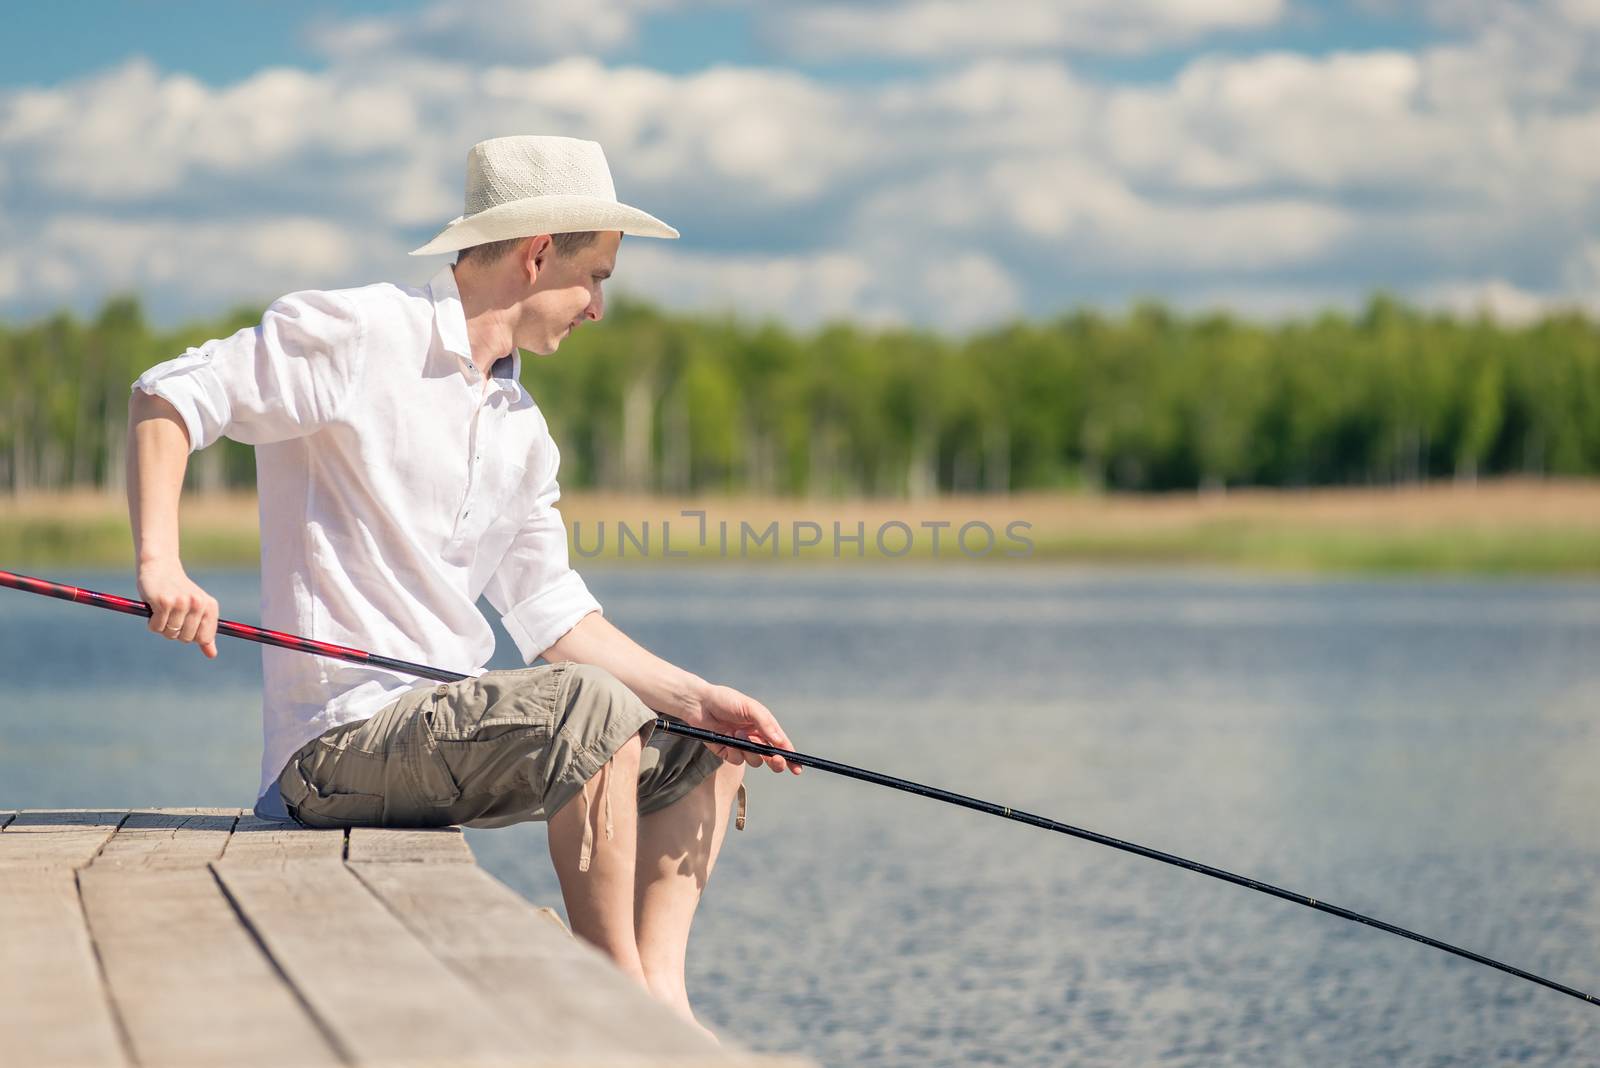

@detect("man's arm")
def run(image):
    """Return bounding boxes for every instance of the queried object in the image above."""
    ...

[542,611,801,775]
[126,390,220,657]
[124,289,365,658]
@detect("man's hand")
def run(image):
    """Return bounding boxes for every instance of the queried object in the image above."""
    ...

[137,558,220,659]
[687,683,802,775]
[539,613,802,775]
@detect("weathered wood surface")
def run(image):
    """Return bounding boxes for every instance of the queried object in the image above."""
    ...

[0,808,808,1066]
[346,824,475,864]
[214,856,538,1066]
[90,808,238,870]
[222,813,345,864]
[0,811,133,1066]
[0,809,129,869]
[0,865,128,1067]
[350,860,732,1061]
[80,808,344,1067]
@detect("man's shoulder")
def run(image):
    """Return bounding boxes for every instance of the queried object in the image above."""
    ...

[284,277,428,317]
[264,278,433,348]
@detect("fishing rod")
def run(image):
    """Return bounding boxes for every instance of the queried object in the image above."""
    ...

[2,567,1595,1008]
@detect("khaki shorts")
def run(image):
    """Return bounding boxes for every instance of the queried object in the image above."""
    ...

[276,661,724,831]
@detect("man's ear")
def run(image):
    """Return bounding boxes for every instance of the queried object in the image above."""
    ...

[524,234,553,283]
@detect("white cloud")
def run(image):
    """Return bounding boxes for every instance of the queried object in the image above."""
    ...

[480,58,868,203]
[616,241,1022,332]
[0,58,420,202]
[0,53,862,228]
[1561,241,1600,298]
[771,0,1285,59]
[618,245,880,325]
[856,157,1352,271]
[1166,281,1375,321]
[0,214,379,309]
[1173,275,1600,325]
[308,0,1290,66]
[916,251,1025,331]
[1558,0,1600,26]
[305,0,670,65]
[1104,50,1500,196]
[1415,277,1597,323]
[2,1,1599,330]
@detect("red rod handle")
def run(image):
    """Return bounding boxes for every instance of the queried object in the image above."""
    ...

[0,568,444,678]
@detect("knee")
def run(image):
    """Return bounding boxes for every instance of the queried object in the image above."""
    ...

[606,720,648,775]
[563,662,644,720]
[562,661,623,697]
[562,662,648,758]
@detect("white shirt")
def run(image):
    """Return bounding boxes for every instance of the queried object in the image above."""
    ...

[132,264,603,805]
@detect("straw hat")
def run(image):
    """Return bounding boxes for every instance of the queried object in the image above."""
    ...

[409,135,678,256]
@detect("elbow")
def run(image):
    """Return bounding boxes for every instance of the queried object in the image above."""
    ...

[537,631,575,665]
[536,609,601,664]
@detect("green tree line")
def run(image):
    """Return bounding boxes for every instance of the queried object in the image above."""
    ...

[2,293,1597,496]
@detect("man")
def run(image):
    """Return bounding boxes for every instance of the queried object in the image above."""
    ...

[125,135,798,1034]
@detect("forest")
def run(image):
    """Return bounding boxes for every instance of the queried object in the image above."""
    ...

[2,293,1596,497]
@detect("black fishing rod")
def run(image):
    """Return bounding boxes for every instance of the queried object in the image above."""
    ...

[2,567,1594,1008]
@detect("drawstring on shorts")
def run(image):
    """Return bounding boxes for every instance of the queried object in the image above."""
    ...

[576,757,614,873]
[736,781,747,830]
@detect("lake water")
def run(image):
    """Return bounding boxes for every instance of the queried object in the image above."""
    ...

[2,565,1597,1065]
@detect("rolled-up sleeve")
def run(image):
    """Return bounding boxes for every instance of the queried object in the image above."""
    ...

[131,288,365,450]
[483,435,603,663]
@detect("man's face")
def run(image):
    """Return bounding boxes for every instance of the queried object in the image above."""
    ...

[518,230,621,356]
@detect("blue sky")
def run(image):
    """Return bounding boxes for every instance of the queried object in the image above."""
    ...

[1,0,1596,329]
[0,1,1444,89]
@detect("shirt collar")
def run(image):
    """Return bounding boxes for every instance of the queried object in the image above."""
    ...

[428,263,473,363]
[428,263,521,394]
[489,350,522,388]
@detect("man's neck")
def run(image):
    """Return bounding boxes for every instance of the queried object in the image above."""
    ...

[453,263,516,380]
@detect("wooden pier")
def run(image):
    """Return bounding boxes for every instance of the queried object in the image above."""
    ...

[0,808,811,1067]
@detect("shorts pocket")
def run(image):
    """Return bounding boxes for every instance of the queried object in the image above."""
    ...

[408,694,465,808]
[295,789,387,828]
[412,675,562,805]
[292,747,388,827]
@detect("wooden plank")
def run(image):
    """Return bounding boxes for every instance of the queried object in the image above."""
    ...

[346,825,475,864]
[0,810,129,870]
[348,861,733,1062]
[2,808,814,1067]
[4,809,132,827]
[220,814,346,865]
[80,867,343,1067]
[73,806,342,1066]
[213,857,538,1066]
[0,866,129,1067]
[90,810,241,872]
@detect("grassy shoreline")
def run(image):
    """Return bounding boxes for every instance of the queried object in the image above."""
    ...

[3,479,1599,574]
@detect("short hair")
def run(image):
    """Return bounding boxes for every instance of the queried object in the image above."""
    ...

[456,231,600,267]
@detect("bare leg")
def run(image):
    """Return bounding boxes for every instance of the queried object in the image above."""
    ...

[634,758,746,1031]
[548,729,647,984]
